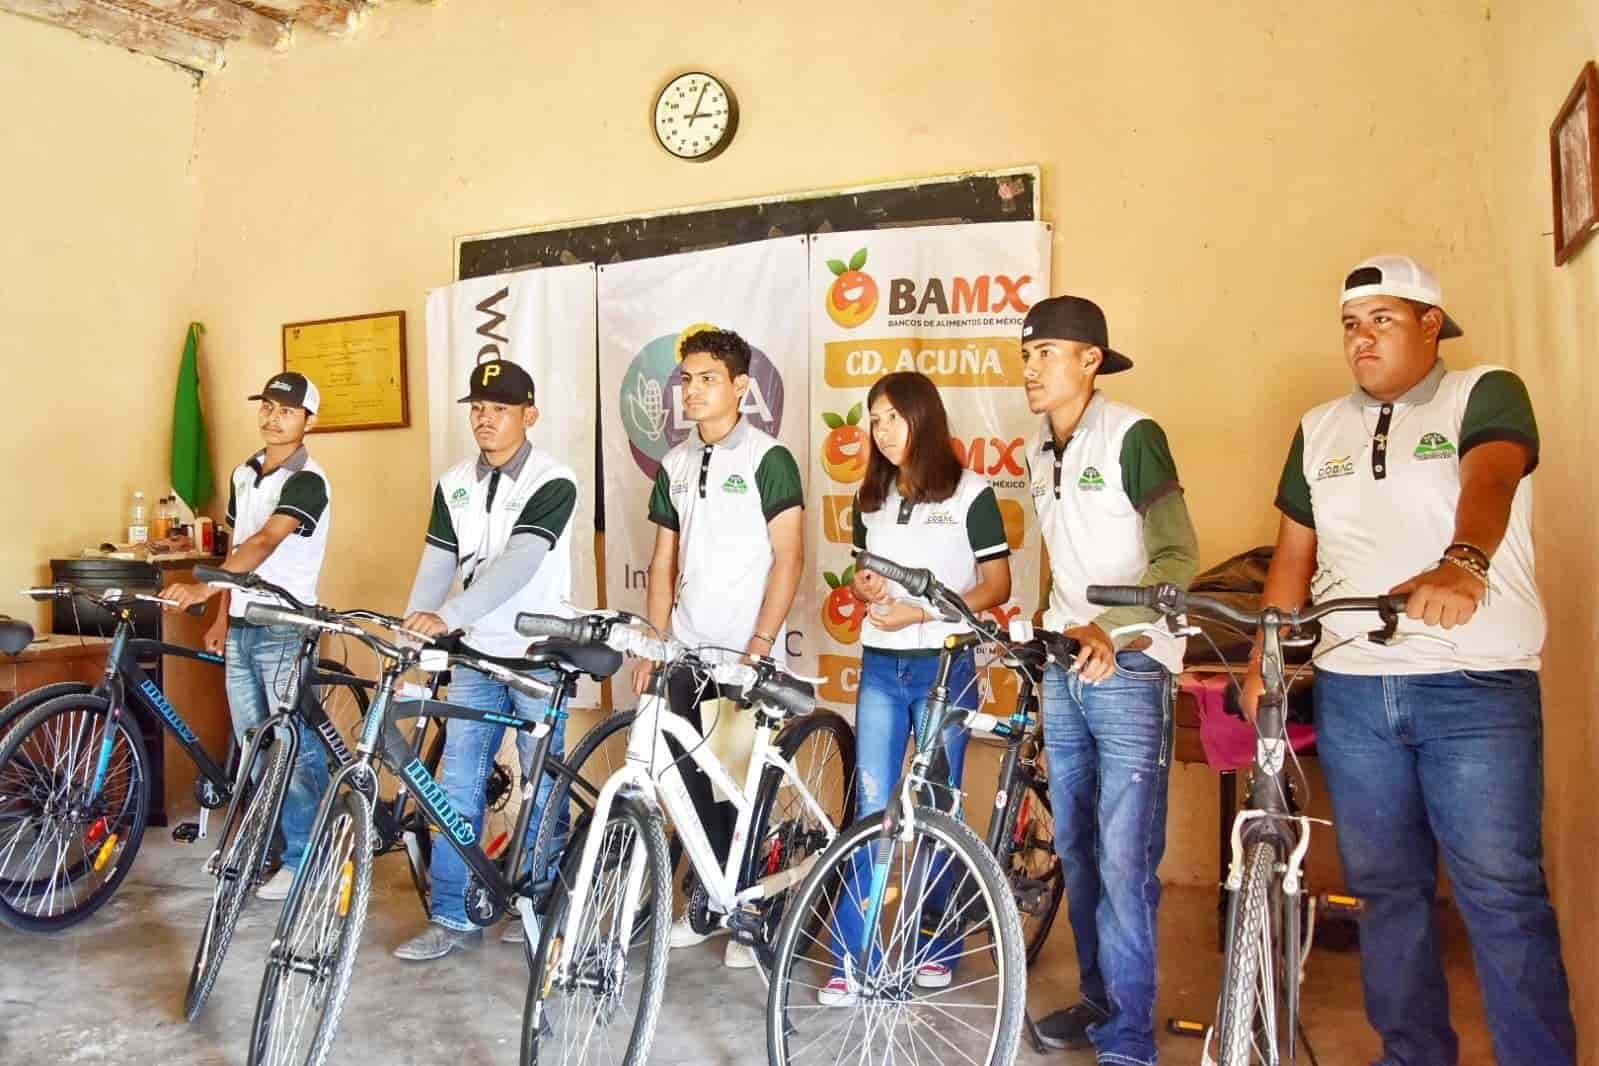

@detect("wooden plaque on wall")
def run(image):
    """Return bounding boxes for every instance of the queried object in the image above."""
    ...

[282,310,410,432]
[1552,61,1599,266]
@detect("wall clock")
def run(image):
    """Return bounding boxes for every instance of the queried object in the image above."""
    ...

[653,71,738,162]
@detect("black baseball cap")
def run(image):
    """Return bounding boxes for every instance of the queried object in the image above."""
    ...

[458,359,536,405]
[249,371,321,413]
[1020,296,1134,374]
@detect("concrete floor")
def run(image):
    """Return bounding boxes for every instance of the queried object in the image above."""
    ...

[0,831,1496,1066]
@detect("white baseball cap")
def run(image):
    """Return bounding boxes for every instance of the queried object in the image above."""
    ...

[1340,254,1463,339]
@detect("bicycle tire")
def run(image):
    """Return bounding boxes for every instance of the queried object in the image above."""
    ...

[992,775,1064,964]
[1216,839,1286,1066]
[184,722,294,1020]
[520,796,671,1066]
[0,693,151,932]
[0,682,92,742]
[248,785,374,1066]
[766,805,1027,1066]
[743,709,855,980]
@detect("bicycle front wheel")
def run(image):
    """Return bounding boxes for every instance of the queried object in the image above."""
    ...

[767,805,1026,1066]
[0,694,150,932]
[521,796,670,1066]
[185,724,294,1020]
[1215,839,1288,1066]
[248,786,374,1066]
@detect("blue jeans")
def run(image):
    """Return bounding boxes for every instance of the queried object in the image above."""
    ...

[224,623,330,871]
[429,665,562,931]
[1315,669,1576,1066]
[831,647,976,976]
[1042,652,1172,1066]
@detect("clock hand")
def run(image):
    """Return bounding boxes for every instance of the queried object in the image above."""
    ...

[686,82,708,126]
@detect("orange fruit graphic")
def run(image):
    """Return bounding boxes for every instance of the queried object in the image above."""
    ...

[822,567,864,645]
[825,248,878,328]
[821,403,868,483]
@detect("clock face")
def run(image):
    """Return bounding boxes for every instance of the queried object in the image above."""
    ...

[654,72,737,161]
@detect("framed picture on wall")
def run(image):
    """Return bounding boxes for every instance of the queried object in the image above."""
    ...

[282,310,410,432]
[1551,60,1599,266]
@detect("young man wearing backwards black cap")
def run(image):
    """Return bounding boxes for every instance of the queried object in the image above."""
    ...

[391,358,579,961]
[1244,255,1576,1065]
[163,371,334,902]
[1019,297,1200,1065]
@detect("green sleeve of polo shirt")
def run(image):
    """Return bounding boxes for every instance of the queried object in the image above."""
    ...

[647,467,680,531]
[1274,426,1315,529]
[1119,420,1182,513]
[852,493,867,550]
[1461,370,1540,475]
[1092,490,1202,633]
[965,486,1011,561]
[425,485,458,554]
[273,471,329,537]
[756,446,805,521]
[514,478,578,546]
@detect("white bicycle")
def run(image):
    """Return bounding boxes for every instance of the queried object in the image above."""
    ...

[514,608,854,1066]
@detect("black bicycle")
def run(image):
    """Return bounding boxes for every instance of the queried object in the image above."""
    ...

[1085,582,1406,1066]
[0,583,367,934]
[240,598,619,1066]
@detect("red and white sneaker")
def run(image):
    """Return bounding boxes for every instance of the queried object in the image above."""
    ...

[817,974,859,1007]
[914,962,953,989]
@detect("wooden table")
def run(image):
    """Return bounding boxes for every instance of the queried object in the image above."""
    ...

[0,634,113,705]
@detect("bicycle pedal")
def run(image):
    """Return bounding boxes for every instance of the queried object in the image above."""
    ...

[172,822,201,844]
[1167,1018,1207,1038]
[1319,891,1365,917]
[727,906,764,945]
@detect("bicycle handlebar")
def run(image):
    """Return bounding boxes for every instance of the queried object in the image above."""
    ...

[193,565,310,613]
[854,551,935,598]
[22,584,204,616]
[1085,583,1411,629]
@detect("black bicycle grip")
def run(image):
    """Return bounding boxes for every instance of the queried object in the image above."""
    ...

[753,673,816,719]
[515,612,590,643]
[854,551,933,597]
[193,564,250,588]
[242,602,312,628]
[1377,594,1411,615]
[184,603,206,616]
[1085,584,1156,608]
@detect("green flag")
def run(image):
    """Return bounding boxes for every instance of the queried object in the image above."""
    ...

[171,322,215,511]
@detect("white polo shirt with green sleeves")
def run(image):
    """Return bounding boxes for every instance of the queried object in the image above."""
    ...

[853,468,1010,653]
[224,446,331,620]
[1028,394,1188,673]
[1275,361,1543,675]
[648,418,804,659]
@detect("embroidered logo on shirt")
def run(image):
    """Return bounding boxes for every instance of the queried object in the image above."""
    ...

[722,474,749,494]
[1413,432,1457,461]
[1031,480,1048,498]
[669,479,688,497]
[449,487,470,507]
[1315,456,1355,480]
[1077,467,1106,491]
[923,510,957,526]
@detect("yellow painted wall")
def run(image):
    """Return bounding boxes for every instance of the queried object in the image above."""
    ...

[1493,1,1599,1058]
[186,0,1508,890]
[0,18,199,621]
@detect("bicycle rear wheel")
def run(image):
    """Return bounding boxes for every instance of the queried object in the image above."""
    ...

[766,806,1026,1066]
[248,786,374,1066]
[0,694,150,932]
[995,775,1064,964]
[1215,838,1289,1066]
[520,796,671,1066]
[185,723,294,1020]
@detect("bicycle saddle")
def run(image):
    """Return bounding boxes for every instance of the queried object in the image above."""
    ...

[0,616,35,655]
[526,637,624,681]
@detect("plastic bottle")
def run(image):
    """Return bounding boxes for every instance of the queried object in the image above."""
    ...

[128,492,149,545]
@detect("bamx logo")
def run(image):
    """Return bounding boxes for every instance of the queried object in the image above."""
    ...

[888,275,1034,316]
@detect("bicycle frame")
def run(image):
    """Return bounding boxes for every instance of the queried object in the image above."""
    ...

[551,669,836,980]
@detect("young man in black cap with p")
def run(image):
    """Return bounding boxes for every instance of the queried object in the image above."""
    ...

[392,358,579,960]
[1019,297,1200,1065]
[163,371,334,902]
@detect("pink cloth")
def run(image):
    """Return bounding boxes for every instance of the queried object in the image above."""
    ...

[1181,672,1315,773]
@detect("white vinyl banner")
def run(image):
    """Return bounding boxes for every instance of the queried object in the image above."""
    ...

[807,221,1052,718]
[598,237,812,705]
[424,263,600,701]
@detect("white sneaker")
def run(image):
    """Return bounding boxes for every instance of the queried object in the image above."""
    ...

[256,866,295,901]
[669,915,728,948]
[723,939,757,969]
[914,962,952,989]
[816,974,859,1007]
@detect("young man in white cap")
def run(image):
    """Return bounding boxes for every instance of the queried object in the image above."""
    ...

[631,327,805,970]
[163,371,333,901]
[1245,255,1576,1065]
[393,358,578,961]
[1019,296,1200,1065]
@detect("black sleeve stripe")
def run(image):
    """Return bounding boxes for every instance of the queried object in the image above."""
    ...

[974,543,1012,561]
[1274,493,1316,530]
[425,533,458,552]
[1132,480,1182,515]
[511,525,560,547]
[1459,429,1539,475]
[648,510,680,532]
[762,495,804,522]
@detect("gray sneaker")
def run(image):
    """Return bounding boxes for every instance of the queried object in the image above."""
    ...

[393,924,483,961]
